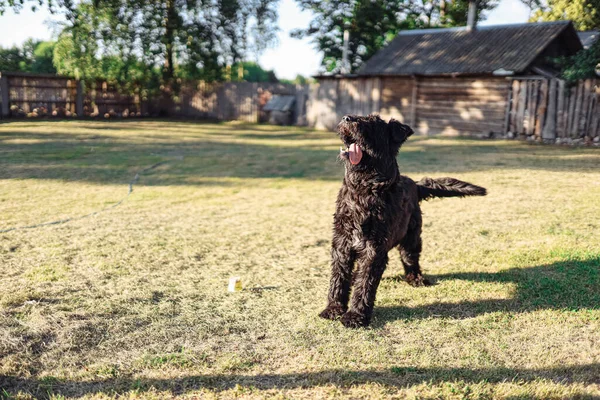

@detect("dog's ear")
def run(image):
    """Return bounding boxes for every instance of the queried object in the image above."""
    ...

[388,119,413,144]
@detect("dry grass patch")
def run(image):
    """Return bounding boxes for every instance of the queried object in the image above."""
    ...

[1,120,599,399]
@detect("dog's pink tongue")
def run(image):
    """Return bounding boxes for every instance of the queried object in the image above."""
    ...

[349,143,363,165]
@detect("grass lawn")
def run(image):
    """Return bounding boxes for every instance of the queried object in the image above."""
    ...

[1,120,599,399]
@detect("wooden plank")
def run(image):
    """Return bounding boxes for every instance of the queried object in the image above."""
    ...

[592,83,600,138]
[416,94,507,101]
[572,80,584,137]
[503,80,512,134]
[556,80,566,138]
[417,110,506,120]
[535,79,548,138]
[416,103,506,111]
[526,80,537,136]
[417,86,509,94]
[418,117,504,128]
[579,79,592,135]
[585,94,596,137]
[372,77,381,113]
[509,80,519,133]
[418,81,509,89]
[542,79,557,140]
[410,78,418,127]
[416,100,507,107]
[567,85,577,137]
[517,80,527,134]
[1,74,10,117]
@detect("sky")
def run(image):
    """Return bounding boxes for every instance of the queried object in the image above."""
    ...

[0,0,531,80]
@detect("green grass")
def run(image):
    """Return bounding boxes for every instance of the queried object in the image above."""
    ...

[1,120,599,399]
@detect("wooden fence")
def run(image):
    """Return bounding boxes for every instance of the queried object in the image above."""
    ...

[0,72,305,123]
[306,75,599,141]
[1,71,598,142]
[306,78,382,130]
[0,72,81,118]
[507,77,600,141]
[0,72,139,118]
[177,81,304,122]
[85,81,141,117]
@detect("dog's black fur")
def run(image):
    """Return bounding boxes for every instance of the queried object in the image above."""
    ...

[319,114,487,328]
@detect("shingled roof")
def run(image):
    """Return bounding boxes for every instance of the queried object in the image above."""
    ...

[578,31,599,49]
[357,21,582,77]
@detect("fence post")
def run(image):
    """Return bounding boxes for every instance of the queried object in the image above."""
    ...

[542,79,558,140]
[76,80,84,117]
[503,78,513,134]
[0,73,9,118]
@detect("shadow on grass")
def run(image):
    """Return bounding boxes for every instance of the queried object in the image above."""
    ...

[2,363,599,398]
[1,123,600,186]
[378,257,600,323]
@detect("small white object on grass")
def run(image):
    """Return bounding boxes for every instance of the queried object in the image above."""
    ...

[228,277,242,292]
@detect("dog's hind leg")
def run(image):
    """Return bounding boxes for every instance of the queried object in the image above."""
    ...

[399,213,432,287]
[319,236,356,321]
[340,242,388,328]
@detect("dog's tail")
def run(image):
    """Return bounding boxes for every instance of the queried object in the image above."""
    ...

[417,177,487,201]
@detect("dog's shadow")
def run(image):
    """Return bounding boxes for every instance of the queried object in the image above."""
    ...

[377,256,600,324]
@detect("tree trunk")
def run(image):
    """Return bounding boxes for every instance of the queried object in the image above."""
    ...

[163,0,176,84]
[160,0,177,116]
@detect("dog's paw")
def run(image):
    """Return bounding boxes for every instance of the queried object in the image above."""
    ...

[340,311,369,328]
[319,304,346,320]
[405,273,433,287]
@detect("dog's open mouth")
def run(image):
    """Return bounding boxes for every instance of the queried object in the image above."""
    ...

[340,143,363,165]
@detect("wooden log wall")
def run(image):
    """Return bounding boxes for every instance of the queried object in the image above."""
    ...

[508,77,599,141]
[307,76,510,135]
[414,77,510,135]
[379,77,414,124]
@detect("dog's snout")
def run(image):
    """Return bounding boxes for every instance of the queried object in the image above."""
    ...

[342,115,355,123]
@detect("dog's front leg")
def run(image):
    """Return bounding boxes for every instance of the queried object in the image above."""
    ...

[319,235,355,321]
[341,242,388,328]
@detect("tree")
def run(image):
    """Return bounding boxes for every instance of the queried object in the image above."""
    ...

[528,0,600,82]
[293,0,498,74]
[52,0,279,88]
[557,40,600,82]
[280,74,313,85]
[231,62,279,82]
[0,40,56,73]
[0,0,75,14]
[23,40,57,73]
[529,0,600,31]
[0,46,26,72]
[3,0,279,89]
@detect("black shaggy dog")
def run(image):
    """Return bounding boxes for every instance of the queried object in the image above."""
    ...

[319,114,487,328]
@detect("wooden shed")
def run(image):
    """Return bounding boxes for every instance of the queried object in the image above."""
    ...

[309,21,583,135]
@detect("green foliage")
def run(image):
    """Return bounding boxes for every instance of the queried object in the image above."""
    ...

[0,39,56,74]
[557,40,600,83]
[230,61,279,82]
[529,0,600,31]
[0,46,24,72]
[280,74,313,85]
[53,2,157,96]
[29,41,56,73]
[293,0,498,73]
[529,0,600,82]
[5,0,280,96]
